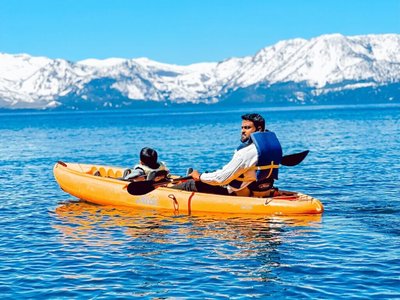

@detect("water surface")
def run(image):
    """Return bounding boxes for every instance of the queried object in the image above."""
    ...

[0,104,399,298]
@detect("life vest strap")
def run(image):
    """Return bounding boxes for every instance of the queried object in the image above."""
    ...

[248,163,280,171]
[232,162,279,182]
[248,161,279,180]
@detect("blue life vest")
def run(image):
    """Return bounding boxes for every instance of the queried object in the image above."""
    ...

[250,131,282,181]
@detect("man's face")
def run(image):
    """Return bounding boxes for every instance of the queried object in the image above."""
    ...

[240,120,257,142]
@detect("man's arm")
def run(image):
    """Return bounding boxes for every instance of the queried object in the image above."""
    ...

[199,157,244,185]
[194,145,258,186]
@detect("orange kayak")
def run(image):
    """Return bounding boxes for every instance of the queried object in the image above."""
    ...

[53,161,324,215]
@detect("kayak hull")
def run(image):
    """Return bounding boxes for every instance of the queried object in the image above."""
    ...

[53,162,324,215]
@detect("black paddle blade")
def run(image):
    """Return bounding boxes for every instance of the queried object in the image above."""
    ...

[281,150,309,166]
[127,180,156,195]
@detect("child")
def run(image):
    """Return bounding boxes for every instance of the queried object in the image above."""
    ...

[123,147,169,181]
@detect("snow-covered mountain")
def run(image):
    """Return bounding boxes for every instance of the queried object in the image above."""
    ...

[1,33,399,110]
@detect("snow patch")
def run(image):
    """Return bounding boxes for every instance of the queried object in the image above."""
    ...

[1,33,400,109]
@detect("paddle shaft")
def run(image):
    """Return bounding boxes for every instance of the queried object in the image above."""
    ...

[127,150,309,195]
[153,175,192,187]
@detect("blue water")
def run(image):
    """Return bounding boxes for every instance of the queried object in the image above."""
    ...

[0,104,399,298]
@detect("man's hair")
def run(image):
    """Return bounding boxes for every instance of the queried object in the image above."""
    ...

[140,147,158,168]
[241,113,265,131]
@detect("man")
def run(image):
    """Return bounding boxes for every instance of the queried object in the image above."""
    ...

[173,113,282,196]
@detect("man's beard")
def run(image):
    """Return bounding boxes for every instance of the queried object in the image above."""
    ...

[241,134,249,143]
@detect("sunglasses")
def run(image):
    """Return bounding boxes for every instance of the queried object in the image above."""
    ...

[241,126,253,130]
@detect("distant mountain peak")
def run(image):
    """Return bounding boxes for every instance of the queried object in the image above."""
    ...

[1,33,399,110]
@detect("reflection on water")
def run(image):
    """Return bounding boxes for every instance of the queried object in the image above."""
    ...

[55,201,321,239]
[51,200,323,292]
[54,201,322,245]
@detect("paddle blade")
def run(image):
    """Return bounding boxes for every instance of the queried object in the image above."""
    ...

[281,150,309,166]
[127,180,156,195]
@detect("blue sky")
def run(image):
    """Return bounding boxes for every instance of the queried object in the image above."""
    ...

[1,0,399,64]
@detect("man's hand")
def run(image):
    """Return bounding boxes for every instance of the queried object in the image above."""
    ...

[190,170,201,181]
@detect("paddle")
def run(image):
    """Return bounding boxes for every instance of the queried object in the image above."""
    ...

[127,175,192,196]
[126,150,309,196]
[281,150,309,166]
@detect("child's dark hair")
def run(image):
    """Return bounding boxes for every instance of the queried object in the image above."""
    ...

[140,147,158,169]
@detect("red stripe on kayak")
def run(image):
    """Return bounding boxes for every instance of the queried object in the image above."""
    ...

[188,192,195,215]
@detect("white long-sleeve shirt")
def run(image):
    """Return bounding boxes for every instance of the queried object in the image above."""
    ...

[199,143,258,192]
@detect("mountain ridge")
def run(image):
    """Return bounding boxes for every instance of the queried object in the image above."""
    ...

[1,33,399,110]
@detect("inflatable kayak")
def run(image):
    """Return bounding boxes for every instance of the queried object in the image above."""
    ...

[53,161,324,215]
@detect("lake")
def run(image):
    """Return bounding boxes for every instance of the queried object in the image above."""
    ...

[0,104,399,298]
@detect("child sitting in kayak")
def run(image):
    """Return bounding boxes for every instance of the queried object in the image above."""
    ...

[123,147,169,182]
